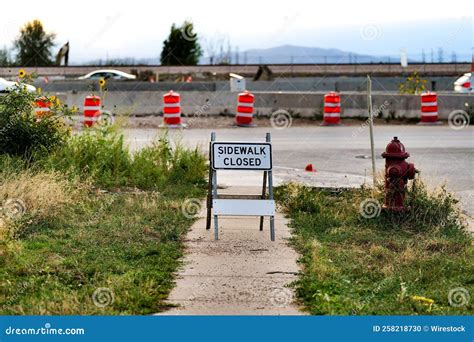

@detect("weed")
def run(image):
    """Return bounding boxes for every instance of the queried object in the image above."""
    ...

[276,181,473,315]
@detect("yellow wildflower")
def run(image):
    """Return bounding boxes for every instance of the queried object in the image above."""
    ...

[411,295,434,304]
[411,295,434,311]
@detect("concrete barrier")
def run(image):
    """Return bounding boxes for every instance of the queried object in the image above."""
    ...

[1,63,470,78]
[57,91,471,120]
[33,76,458,93]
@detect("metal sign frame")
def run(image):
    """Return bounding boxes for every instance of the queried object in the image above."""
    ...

[206,132,275,241]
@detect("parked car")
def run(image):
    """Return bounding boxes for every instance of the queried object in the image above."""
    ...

[0,77,36,93]
[453,73,472,93]
[77,69,137,80]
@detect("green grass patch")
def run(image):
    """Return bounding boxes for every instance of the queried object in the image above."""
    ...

[275,182,473,315]
[0,124,207,314]
[1,185,204,314]
[42,125,207,190]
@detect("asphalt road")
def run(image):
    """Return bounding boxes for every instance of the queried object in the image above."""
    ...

[124,125,474,216]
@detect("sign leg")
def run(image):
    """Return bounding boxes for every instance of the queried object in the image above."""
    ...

[259,171,267,231]
[266,133,275,241]
[214,215,219,240]
[268,169,275,241]
[211,160,219,240]
[206,141,213,230]
[270,215,275,242]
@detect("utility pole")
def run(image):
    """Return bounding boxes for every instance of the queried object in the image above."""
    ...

[437,47,444,63]
[367,75,376,186]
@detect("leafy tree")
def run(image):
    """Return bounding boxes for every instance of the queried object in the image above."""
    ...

[160,21,202,66]
[0,47,13,66]
[14,20,56,66]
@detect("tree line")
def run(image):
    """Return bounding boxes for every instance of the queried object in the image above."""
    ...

[0,20,202,67]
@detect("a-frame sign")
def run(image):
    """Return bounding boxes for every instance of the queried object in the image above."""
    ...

[206,132,276,241]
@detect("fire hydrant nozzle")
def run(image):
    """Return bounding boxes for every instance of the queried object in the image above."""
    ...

[381,136,416,212]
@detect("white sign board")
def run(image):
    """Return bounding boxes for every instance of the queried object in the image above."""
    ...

[212,142,272,170]
[213,199,275,216]
[230,73,246,92]
[400,48,408,68]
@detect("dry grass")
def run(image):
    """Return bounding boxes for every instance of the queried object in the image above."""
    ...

[0,170,84,243]
[0,171,80,220]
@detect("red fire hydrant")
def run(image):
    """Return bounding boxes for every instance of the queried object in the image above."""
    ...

[381,137,417,212]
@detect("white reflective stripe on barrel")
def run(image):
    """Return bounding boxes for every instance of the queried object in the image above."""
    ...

[84,106,101,111]
[236,113,254,118]
[421,102,437,106]
[164,113,181,118]
[84,116,100,121]
[164,103,180,108]
[237,102,254,108]
[324,102,341,107]
[324,113,341,117]
[421,112,438,116]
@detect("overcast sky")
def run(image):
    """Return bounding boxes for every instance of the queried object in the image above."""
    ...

[1,0,472,63]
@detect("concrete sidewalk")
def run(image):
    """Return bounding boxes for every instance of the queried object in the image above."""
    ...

[159,187,303,315]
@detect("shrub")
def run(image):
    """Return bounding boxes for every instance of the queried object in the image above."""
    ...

[0,83,70,159]
[45,125,131,188]
[398,72,428,95]
[45,126,207,190]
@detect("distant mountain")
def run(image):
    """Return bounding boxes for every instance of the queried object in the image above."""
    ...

[200,44,396,65]
[82,45,412,66]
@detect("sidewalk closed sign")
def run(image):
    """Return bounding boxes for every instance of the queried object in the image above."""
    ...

[212,142,272,170]
[207,134,276,241]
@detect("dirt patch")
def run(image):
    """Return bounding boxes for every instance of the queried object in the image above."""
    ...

[116,115,427,129]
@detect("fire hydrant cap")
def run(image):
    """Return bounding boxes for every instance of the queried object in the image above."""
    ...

[381,136,410,159]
